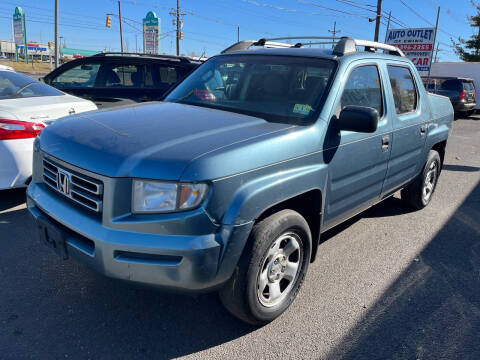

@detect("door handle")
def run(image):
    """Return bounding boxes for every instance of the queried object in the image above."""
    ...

[420,125,427,137]
[381,135,390,152]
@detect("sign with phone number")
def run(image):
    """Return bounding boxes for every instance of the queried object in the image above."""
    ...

[385,27,435,73]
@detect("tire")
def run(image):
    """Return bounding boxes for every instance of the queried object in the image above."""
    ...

[401,150,441,210]
[219,209,311,325]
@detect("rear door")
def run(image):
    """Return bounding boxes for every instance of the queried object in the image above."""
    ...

[323,61,392,229]
[381,64,429,195]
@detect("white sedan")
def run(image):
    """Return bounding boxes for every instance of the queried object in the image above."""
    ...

[0,70,97,190]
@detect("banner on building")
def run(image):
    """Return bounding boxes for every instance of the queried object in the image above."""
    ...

[143,11,160,54]
[385,28,435,73]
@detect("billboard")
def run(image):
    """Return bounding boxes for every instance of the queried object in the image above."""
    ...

[386,28,435,73]
[143,11,160,54]
[13,7,25,46]
[13,6,28,63]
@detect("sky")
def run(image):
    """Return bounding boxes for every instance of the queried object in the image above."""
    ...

[0,0,478,61]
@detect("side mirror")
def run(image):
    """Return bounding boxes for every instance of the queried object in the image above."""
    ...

[337,105,379,133]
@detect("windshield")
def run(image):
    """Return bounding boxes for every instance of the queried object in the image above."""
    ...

[0,71,63,100]
[165,55,336,124]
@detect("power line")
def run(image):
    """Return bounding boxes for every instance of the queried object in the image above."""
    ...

[298,0,372,19]
[398,0,456,38]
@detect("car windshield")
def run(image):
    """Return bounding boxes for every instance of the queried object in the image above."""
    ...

[0,71,63,99]
[165,55,337,124]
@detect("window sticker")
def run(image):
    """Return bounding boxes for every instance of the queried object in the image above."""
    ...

[293,104,313,115]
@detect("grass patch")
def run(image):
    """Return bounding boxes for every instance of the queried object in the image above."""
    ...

[3,60,52,74]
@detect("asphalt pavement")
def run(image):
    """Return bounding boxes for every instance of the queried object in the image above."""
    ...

[0,116,479,360]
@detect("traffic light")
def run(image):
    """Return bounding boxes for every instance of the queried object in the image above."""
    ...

[179,31,183,40]
[106,16,111,28]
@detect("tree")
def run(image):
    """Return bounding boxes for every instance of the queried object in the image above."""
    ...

[452,2,480,61]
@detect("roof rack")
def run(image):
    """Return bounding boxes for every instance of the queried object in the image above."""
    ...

[92,52,205,63]
[221,36,404,57]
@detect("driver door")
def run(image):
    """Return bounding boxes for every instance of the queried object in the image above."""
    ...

[323,62,393,230]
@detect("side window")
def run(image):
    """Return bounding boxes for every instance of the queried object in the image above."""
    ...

[159,66,179,85]
[387,65,417,114]
[51,63,100,88]
[100,64,146,88]
[340,65,383,116]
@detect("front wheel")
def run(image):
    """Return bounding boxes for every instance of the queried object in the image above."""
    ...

[401,150,441,210]
[219,209,311,325]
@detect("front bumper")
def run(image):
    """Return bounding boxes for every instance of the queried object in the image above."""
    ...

[27,182,253,293]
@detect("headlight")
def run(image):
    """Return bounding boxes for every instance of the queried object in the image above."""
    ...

[132,180,208,213]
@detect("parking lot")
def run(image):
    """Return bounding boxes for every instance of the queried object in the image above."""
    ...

[0,115,479,359]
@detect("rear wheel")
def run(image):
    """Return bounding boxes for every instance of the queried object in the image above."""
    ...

[401,150,441,210]
[219,209,311,325]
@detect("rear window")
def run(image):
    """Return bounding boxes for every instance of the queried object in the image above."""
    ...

[0,71,63,99]
[464,81,475,91]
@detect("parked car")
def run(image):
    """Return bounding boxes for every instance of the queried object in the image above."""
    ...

[423,76,476,117]
[27,37,453,325]
[0,70,97,190]
[430,62,480,111]
[43,53,203,108]
[0,64,15,72]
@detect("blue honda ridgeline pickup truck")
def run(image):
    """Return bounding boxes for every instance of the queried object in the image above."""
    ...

[27,37,453,325]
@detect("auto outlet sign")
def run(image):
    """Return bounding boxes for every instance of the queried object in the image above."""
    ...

[386,28,435,73]
[143,11,160,54]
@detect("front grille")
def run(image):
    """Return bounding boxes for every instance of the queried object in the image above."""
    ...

[42,159,104,212]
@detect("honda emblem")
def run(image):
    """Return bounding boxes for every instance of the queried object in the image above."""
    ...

[57,171,70,195]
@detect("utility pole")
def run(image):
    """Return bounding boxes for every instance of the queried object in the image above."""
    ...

[118,0,124,53]
[374,0,382,42]
[237,26,240,42]
[170,0,185,56]
[426,7,440,89]
[135,34,138,53]
[328,21,340,48]
[384,11,391,43]
[54,0,59,68]
[176,0,180,55]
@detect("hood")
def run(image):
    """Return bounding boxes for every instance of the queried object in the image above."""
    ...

[39,102,292,179]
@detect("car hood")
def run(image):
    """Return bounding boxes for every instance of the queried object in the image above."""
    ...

[39,102,293,179]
